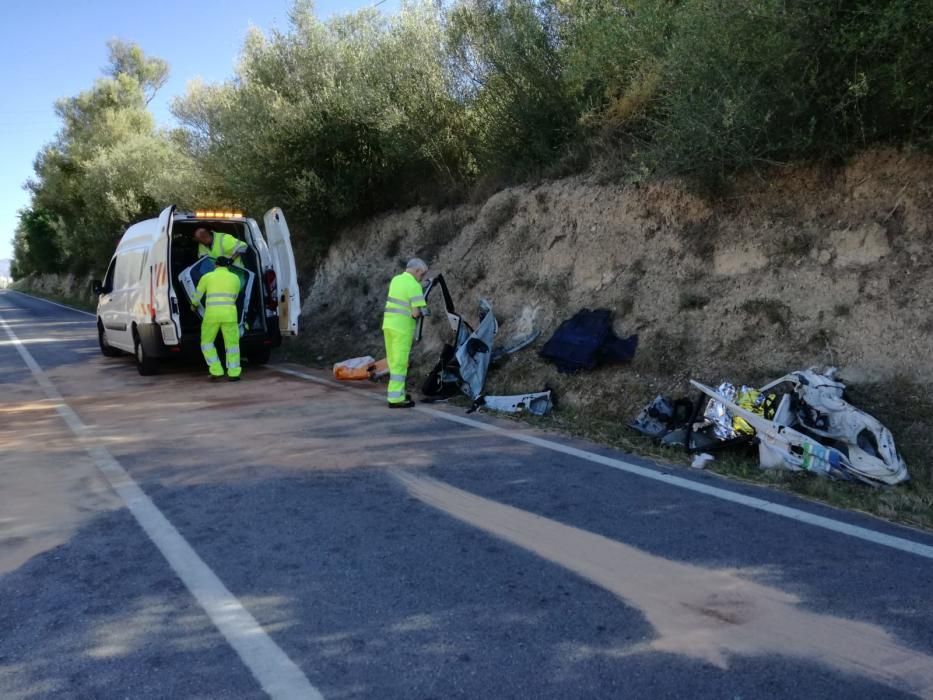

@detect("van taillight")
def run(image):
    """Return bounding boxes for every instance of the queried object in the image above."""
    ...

[264,269,278,310]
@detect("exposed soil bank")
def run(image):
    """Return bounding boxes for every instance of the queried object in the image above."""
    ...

[299,149,933,526]
[17,149,932,526]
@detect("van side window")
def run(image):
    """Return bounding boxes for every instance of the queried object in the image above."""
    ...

[103,259,116,293]
[114,251,142,290]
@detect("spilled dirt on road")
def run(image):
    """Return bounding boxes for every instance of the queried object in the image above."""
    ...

[0,379,120,575]
[394,470,933,698]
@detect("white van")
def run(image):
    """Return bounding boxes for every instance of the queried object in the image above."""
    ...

[93,205,300,375]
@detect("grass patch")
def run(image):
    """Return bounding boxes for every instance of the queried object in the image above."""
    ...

[507,381,933,531]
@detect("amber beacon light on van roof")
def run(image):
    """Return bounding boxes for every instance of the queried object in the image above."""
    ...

[193,210,245,218]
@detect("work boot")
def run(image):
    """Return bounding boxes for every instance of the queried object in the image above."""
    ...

[228,375,241,382]
[388,399,415,409]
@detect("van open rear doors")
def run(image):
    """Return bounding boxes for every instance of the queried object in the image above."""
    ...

[153,206,179,342]
[263,208,300,335]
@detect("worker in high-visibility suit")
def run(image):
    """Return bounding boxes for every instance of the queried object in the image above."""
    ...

[382,258,429,408]
[193,227,247,269]
[191,256,243,381]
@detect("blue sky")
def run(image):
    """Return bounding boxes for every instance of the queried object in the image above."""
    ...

[0,0,399,260]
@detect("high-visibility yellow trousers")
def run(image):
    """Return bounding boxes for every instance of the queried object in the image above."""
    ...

[383,327,413,403]
[201,321,241,378]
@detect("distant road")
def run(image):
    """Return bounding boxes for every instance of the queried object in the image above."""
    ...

[2,288,932,699]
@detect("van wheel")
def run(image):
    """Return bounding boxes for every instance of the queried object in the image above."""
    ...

[247,347,272,366]
[98,322,121,357]
[134,330,159,376]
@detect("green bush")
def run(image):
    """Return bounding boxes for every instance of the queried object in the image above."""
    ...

[16,0,933,276]
[625,0,933,181]
[446,0,578,178]
[172,1,472,247]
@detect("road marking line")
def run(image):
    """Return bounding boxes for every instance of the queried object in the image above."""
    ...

[9,292,931,562]
[274,367,933,561]
[4,289,97,317]
[0,312,322,700]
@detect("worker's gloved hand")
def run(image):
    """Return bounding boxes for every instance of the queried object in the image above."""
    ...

[421,307,431,317]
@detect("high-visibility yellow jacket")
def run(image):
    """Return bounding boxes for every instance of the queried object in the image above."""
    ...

[198,231,247,268]
[192,267,241,323]
[382,271,427,333]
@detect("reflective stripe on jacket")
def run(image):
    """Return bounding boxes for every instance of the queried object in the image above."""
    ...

[382,271,427,333]
[192,267,242,323]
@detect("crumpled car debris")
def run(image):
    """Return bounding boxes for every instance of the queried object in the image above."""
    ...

[632,367,908,487]
[692,379,854,482]
[418,274,499,401]
[758,368,908,485]
[630,395,694,439]
[690,367,908,486]
[420,275,542,409]
[476,390,553,417]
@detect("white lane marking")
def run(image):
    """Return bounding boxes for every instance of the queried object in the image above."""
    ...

[0,313,323,700]
[3,289,97,317]
[274,367,933,561]
[12,293,932,563]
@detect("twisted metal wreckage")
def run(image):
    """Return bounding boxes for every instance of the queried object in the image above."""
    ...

[418,275,552,416]
[633,368,908,487]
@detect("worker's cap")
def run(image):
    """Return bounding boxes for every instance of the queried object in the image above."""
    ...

[215,256,232,267]
[406,257,428,273]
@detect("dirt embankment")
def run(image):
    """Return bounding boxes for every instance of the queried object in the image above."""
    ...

[302,149,931,403]
[300,149,933,518]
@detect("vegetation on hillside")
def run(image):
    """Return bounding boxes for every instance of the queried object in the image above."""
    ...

[12,0,933,278]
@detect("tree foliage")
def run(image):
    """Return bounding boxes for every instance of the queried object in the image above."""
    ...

[17,41,192,277]
[13,0,933,277]
[172,0,472,238]
[11,209,63,278]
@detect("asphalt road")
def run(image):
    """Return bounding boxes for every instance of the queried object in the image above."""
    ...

[1,288,932,699]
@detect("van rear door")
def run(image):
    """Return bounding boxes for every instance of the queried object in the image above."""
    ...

[154,206,179,342]
[263,208,300,335]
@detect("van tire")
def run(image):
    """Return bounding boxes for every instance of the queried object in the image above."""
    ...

[247,347,272,366]
[98,321,122,357]
[134,328,159,376]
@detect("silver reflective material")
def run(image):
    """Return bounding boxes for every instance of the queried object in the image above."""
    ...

[691,367,909,486]
[703,382,737,440]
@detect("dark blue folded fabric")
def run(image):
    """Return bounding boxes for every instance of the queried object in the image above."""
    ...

[539,308,638,373]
